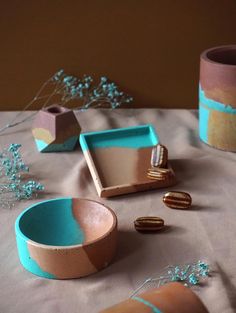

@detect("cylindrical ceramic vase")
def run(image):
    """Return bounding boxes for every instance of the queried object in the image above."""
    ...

[100,283,209,313]
[199,45,236,151]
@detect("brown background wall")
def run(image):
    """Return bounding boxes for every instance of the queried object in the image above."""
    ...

[0,0,236,110]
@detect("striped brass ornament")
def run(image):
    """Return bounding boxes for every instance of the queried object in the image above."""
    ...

[147,173,166,181]
[151,144,168,168]
[147,167,172,180]
[163,191,192,209]
[148,168,171,175]
[134,216,165,232]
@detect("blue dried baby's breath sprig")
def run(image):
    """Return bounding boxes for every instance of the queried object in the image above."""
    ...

[0,144,44,207]
[0,69,133,134]
[51,69,133,109]
[130,260,210,298]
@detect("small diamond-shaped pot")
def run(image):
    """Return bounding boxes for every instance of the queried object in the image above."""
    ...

[32,105,81,152]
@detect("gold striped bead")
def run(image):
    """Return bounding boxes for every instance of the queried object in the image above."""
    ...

[134,216,165,232]
[163,191,192,209]
[147,167,172,180]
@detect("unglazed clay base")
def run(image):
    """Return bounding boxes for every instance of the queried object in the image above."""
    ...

[15,198,117,279]
[80,125,176,197]
[100,283,209,313]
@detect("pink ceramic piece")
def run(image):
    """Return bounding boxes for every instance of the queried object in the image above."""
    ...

[100,282,209,313]
[32,104,81,152]
[199,45,236,151]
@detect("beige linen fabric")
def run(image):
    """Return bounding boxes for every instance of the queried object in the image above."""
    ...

[0,109,236,313]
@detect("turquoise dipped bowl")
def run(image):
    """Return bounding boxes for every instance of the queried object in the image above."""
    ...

[15,198,117,279]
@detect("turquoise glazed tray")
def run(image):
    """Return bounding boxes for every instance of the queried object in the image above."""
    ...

[80,125,176,197]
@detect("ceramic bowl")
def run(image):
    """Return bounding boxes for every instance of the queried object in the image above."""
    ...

[15,198,117,279]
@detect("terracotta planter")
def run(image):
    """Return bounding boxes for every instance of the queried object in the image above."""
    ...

[100,282,209,313]
[199,45,236,151]
[32,104,81,152]
[15,198,117,279]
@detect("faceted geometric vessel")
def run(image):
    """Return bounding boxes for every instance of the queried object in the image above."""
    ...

[100,282,209,313]
[199,45,236,151]
[32,104,81,152]
[15,198,117,279]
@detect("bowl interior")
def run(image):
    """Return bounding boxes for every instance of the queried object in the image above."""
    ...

[18,198,115,246]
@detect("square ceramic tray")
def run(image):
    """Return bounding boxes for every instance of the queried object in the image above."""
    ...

[80,125,176,197]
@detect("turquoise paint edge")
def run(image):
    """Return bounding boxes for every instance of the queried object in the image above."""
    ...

[34,135,79,153]
[35,139,47,151]
[15,197,83,279]
[16,233,56,279]
[199,85,236,114]
[79,124,159,151]
[132,296,162,313]
[149,124,159,145]
[199,103,210,143]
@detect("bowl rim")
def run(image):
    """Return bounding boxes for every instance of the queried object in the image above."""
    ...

[15,197,117,250]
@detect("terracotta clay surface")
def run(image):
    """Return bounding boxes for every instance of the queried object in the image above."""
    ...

[80,125,176,197]
[199,45,236,151]
[32,104,81,152]
[84,147,176,197]
[15,198,117,279]
[100,282,209,313]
